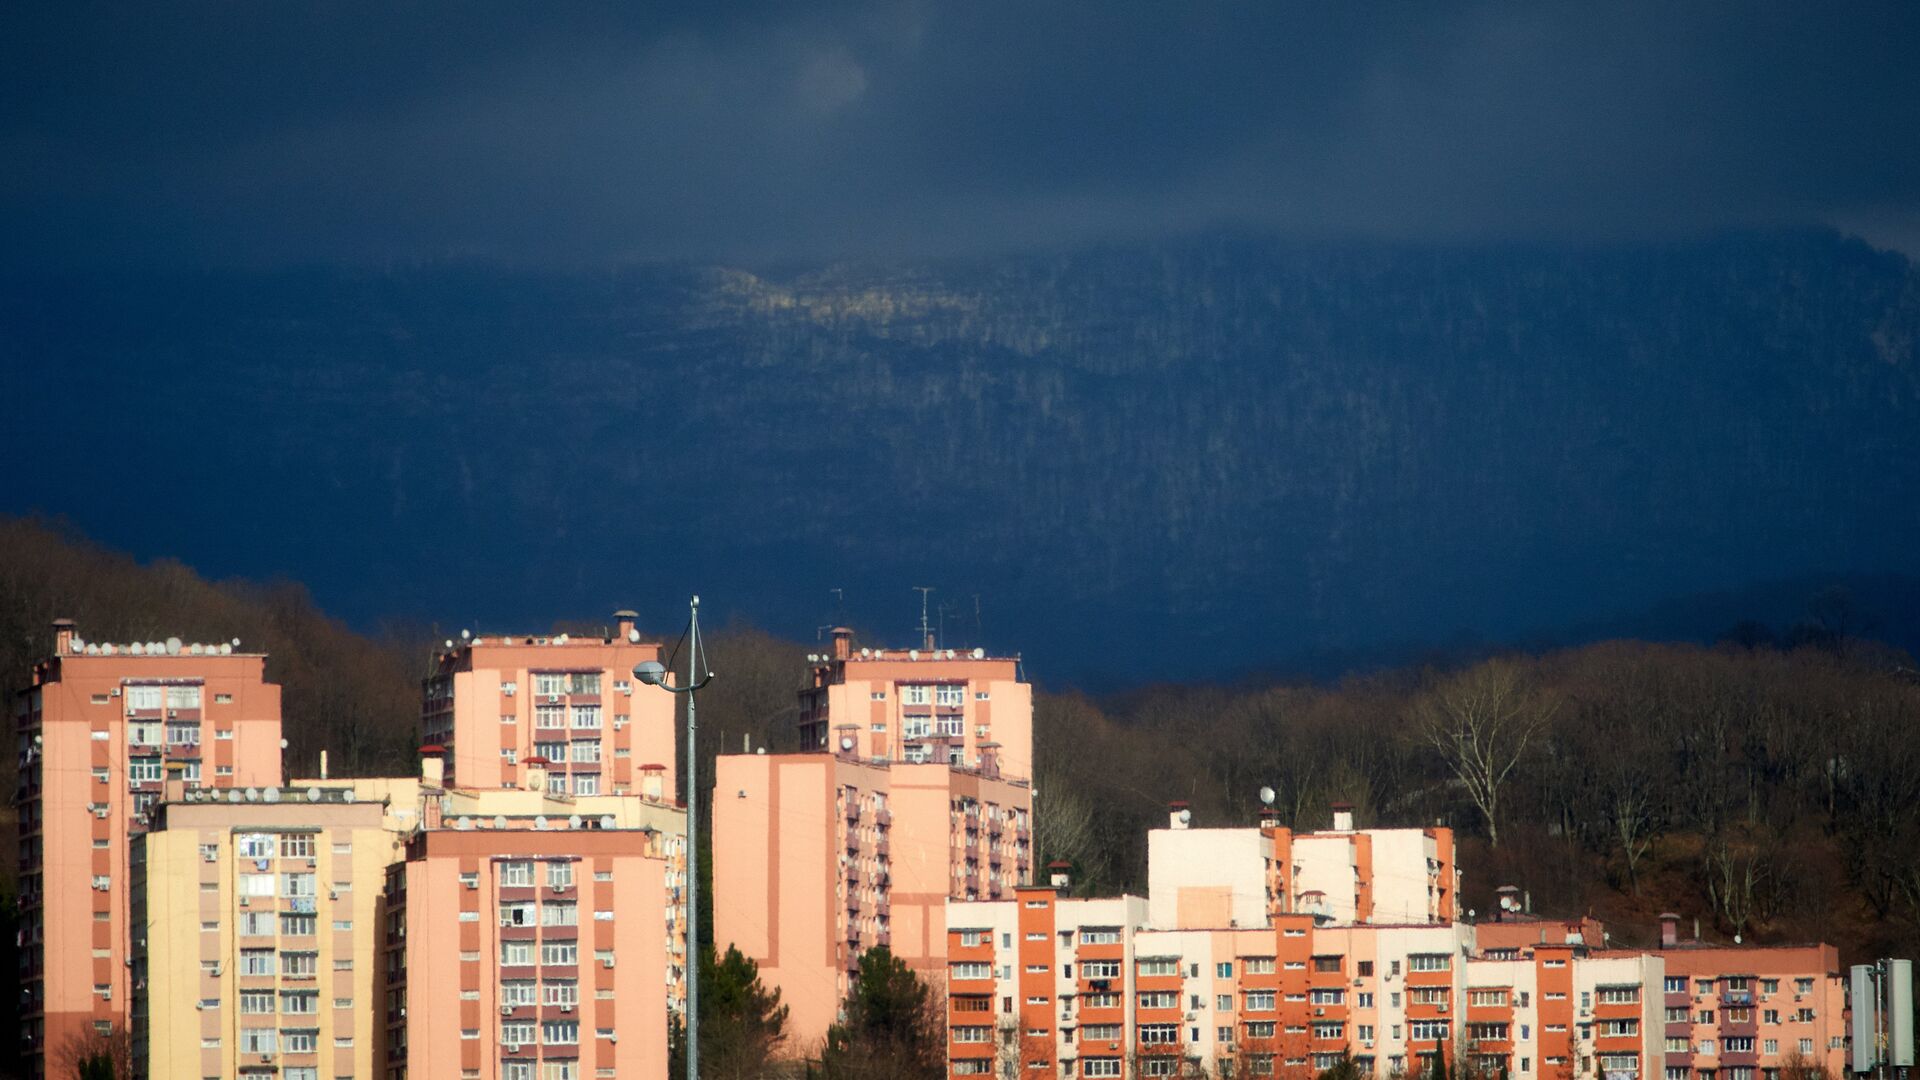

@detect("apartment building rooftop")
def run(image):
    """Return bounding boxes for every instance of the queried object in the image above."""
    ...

[40,618,262,659]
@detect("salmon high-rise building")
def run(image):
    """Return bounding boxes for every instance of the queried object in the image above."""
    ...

[714,630,1036,1048]
[420,612,675,798]
[13,619,283,1077]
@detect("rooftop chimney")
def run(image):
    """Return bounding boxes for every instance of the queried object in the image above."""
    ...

[614,609,638,642]
[1169,801,1191,830]
[525,757,550,794]
[639,764,666,802]
[1660,912,1680,949]
[1496,885,1521,921]
[52,618,76,656]
[163,760,187,804]
[831,627,854,661]
[1330,802,1355,832]
[978,743,1001,779]
[420,745,446,788]
[1049,860,1072,890]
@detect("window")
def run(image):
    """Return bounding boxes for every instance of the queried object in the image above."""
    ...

[502,1019,536,1045]
[901,685,931,706]
[1244,957,1277,975]
[240,1028,277,1053]
[1244,991,1276,1011]
[1215,961,1234,978]
[127,686,163,710]
[282,992,320,1014]
[1765,1041,1779,1056]
[241,949,275,976]
[1138,958,1179,977]
[128,722,163,746]
[542,942,578,966]
[1471,990,1510,1007]
[501,941,533,967]
[238,833,276,859]
[573,773,599,796]
[1313,955,1344,973]
[281,952,318,977]
[1311,989,1346,1006]
[280,913,317,936]
[1795,979,1814,995]
[1142,1059,1179,1077]
[936,684,966,707]
[280,873,316,898]
[1359,993,1374,1008]
[1598,986,1641,1005]
[502,980,537,1006]
[1667,977,1688,994]
[501,862,534,887]
[1083,960,1122,979]
[1800,1040,1814,1056]
[1410,954,1451,972]
[1410,1020,1452,1042]
[127,758,162,782]
[1600,1020,1641,1037]
[536,706,565,729]
[166,721,200,745]
[1411,988,1450,1005]
[280,834,315,858]
[1245,1021,1278,1038]
[953,1026,992,1043]
[1083,993,1121,1009]
[1358,1025,1375,1043]
[571,706,600,729]
[1083,1060,1121,1078]
[1139,1023,1179,1045]
[541,902,577,927]
[1139,991,1179,1009]
[1725,1038,1755,1053]
[543,1021,580,1045]
[241,992,276,1014]
[544,980,579,1007]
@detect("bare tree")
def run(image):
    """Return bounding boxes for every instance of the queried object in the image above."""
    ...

[54,1024,133,1080]
[1416,660,1556,849]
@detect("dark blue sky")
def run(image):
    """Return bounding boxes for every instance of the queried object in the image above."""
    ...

[4,2,1918,267]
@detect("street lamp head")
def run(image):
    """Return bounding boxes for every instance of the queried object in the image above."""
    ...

[632,660,669,686]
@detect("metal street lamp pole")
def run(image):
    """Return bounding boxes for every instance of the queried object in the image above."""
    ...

[634,596,713,1080]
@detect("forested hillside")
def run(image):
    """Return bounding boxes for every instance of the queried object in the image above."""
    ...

[4,517,1916,968]
[6,230,1918,683]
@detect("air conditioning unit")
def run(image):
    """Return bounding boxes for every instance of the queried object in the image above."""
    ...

[602,957,615,969]
[1438,1003,1448,1014]
[94,808,110,820]
[111,687,121,698]
[546,695,562,704]
[505,1044,521,1054]
[168,710,177,718]
[1315,1008,1326,1017]
[240,897,250,907]
[562,1004,574,1013]
[212,963,223,977]
[500,1005,515,1015]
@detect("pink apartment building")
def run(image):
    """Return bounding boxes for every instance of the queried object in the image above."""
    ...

[380,814,672,1080]
[13,619,283,1078]
[421,612,675,798]
[715,630,1036,1049]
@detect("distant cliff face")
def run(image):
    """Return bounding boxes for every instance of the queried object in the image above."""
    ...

[5,231,1917,682]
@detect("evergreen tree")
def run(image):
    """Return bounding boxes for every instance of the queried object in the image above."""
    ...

[817,946,943,1080]
[668,944,789,1080]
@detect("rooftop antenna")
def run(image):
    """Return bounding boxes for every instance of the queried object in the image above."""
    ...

[913,586,935,650]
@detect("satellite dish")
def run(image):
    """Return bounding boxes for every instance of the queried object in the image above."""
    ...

[494,815,508,829]
[307,787,322,802]
[627,629,641,644]
[460,629,471,640]
[444,640,454,649]
[909,649,919,660]
[456,817,471,830]
[227,790,243,803]
[220,644,231,655]
[85,644,99,655]
[342,790,356,803]
[245,788,260,802]
[263,788,281,803]
[189,643,204,655]
[280,739,289,750]
[231,638,241,647]
[556,634,568,645]
[1259,786,1276,806]
[165,637,182,655]
[860,648,871,658]
[1177,809,1192,825]
[130,643,144,656]
[534,816,549,830]
[840,736,856,751]
[568,815,582,830]
[600,815,616,830]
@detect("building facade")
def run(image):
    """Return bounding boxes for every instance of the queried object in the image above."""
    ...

[796,628,1034,781]
[420,613,675,798]
[131,786,402,1080]
[714,751,1034,1047]
[13,619,283,1077]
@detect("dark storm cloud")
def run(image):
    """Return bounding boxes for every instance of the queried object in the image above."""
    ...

[4,1,1917,265]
